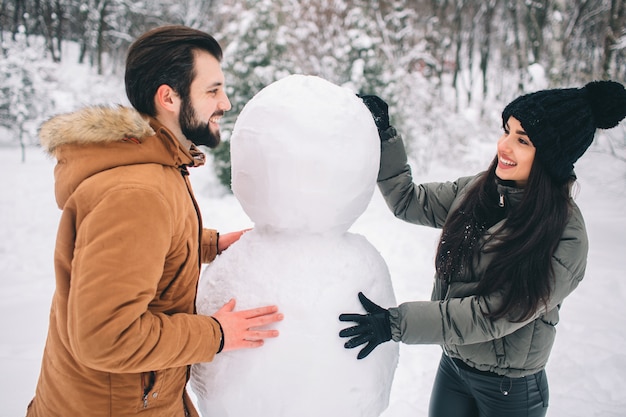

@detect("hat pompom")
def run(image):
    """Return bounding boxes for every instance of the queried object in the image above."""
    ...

[584,80,626,129]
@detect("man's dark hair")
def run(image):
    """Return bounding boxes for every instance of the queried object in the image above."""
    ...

[125,25,223,116]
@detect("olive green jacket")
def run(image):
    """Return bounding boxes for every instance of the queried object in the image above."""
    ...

[379,129,588,377]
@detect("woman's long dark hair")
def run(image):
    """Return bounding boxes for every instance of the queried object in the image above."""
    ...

[435,156,574,322]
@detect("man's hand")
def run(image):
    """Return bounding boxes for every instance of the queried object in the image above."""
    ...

[339,292,392,359]
[218,228,252,253]
[212,298,283,352]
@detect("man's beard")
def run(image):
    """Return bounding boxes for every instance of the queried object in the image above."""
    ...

[179,97,221,148]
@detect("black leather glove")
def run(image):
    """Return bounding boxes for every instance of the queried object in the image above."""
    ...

[339,292,392,359]
[359,94,390,130]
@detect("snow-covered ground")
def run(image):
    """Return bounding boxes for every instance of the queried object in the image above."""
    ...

[1,140,625,416]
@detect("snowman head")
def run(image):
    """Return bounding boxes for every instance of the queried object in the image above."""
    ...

[230,74,380,235]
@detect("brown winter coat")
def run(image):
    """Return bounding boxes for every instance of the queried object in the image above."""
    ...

[26,106,222,417]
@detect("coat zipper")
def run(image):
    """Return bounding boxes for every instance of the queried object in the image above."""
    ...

[141,371,156,408]
[180,165,205,398]
[179,165,203,295]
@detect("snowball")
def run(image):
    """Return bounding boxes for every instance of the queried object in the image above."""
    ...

[230,74,380,235]
[191,232,398,417]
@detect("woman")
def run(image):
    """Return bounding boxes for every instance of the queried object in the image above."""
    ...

[339,81,626,417]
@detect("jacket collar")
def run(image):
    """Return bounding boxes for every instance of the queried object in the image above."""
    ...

[41,105,205,208]
[146,117,206,169]
[495,179,525,209]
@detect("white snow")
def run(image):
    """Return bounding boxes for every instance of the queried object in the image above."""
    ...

[1,56,625,417]
[2,134,626,416]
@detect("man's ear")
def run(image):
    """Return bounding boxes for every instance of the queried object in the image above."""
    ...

[155,84,180,115]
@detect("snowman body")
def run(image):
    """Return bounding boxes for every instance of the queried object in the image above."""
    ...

[191,75,398,417]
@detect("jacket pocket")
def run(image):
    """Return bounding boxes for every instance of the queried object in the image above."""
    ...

[136,370,164,412]
[533,370,550,407]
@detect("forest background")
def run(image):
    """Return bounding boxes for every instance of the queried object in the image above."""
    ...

[1,0,625,187]
[1,2,626,416]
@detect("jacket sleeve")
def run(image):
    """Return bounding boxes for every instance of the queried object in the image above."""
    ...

[377,128,473,228]
[389,203,589,346]
[544,202,588,311]
[201,228,219,263]
[67,186,222,373]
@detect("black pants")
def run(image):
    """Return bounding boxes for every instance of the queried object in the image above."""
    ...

[429,354,549,417]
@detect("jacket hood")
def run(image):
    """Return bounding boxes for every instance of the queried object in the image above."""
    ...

[40,105,156,154]
[39,105,204,208]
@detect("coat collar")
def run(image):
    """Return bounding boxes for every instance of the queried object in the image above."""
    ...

[495,179,525,209]
[41,105,205,208]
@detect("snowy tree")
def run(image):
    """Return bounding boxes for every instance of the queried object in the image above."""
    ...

[602,0,626,80]
[208,0,400,188]
[206,0,294,187]
[1,0,624,182]
[166,0,220,30]
[0,31,53,161]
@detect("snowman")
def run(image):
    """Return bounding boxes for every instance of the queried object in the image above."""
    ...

[190,74,399,417]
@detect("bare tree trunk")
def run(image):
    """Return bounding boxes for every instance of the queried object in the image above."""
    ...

[54,0,64,60]
[37,0,62,62]
[11,0,25,40]
[96,0,110,75]
[451,0,465,112]
[466,6,476,106]
[525,0,550,63]
[562,0,591,53]
[76,1,90,64]
[19,126,26,163]
[602,0,626,79]
[0,0,8,42]
[507,0,526,92]
[428,0,451,91]
[480,0,496,103]
[78,41,87,64]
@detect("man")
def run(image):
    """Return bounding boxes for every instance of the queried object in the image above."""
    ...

[26,25,283,417]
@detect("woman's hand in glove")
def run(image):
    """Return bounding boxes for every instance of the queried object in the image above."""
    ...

[339,292,392,359]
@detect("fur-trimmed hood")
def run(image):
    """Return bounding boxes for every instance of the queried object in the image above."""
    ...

[40,105,204,208]
[40,105,156,155]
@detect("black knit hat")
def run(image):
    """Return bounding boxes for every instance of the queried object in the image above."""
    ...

[502,80,626,183]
